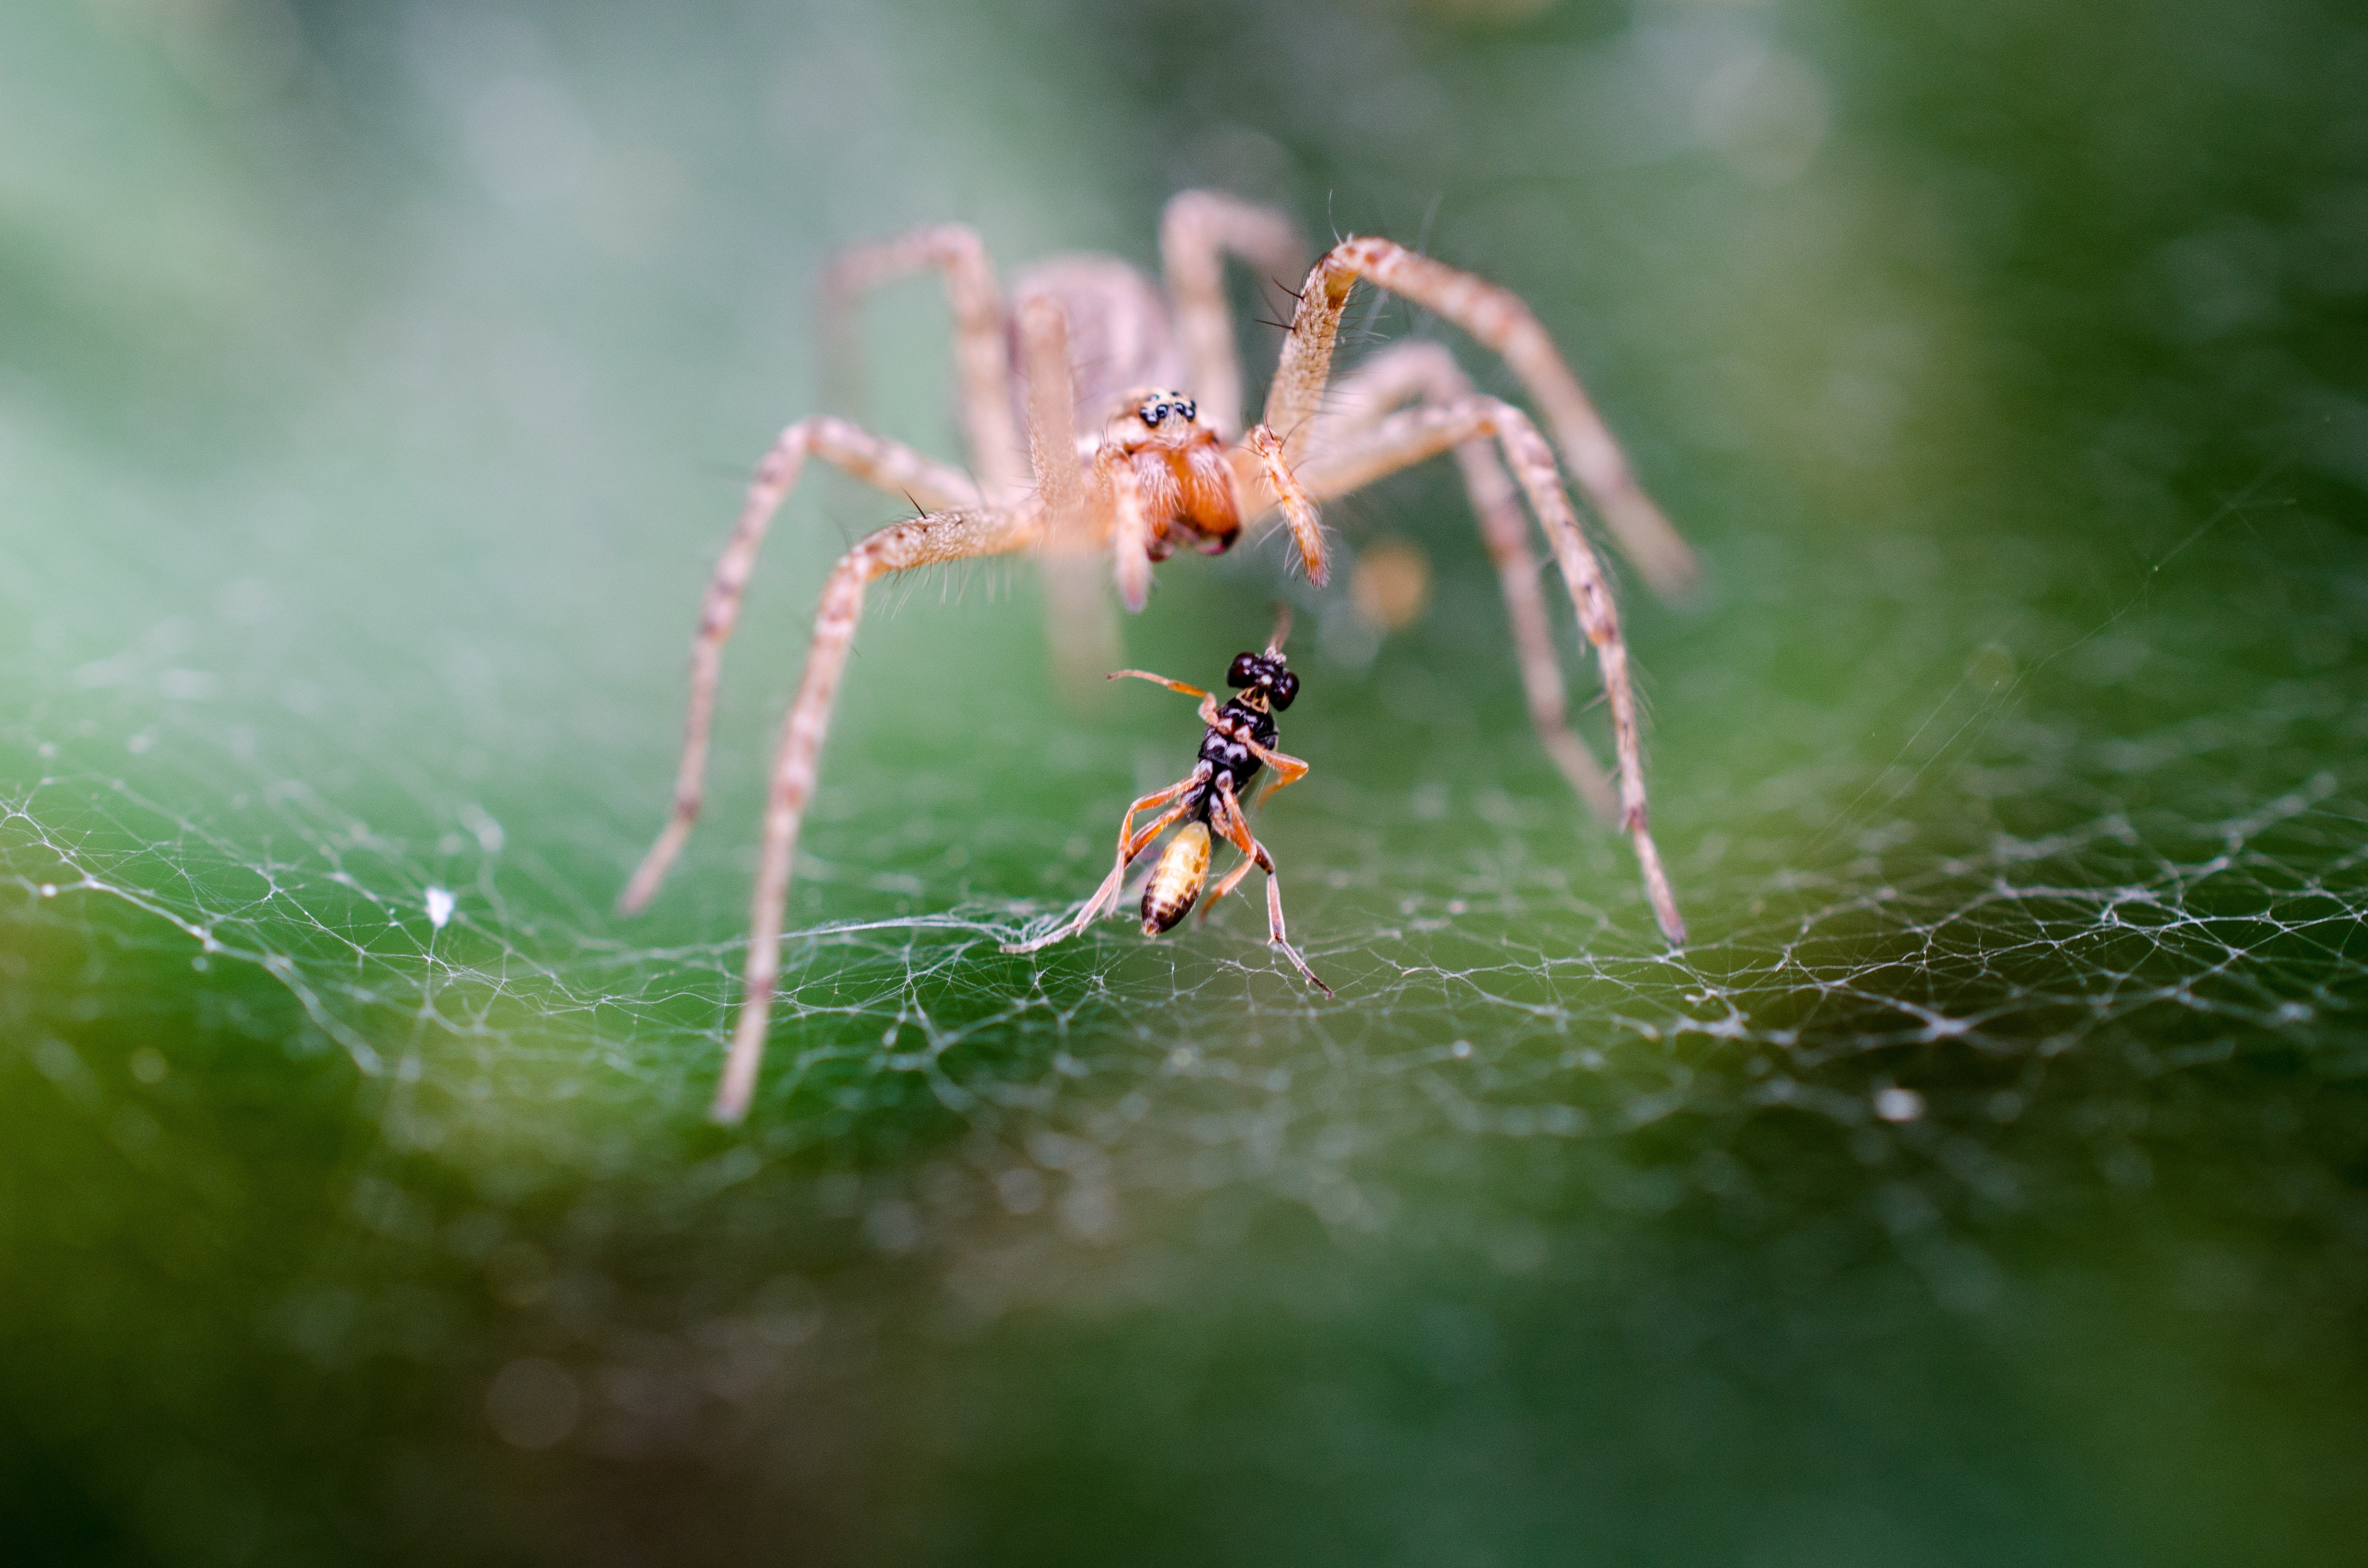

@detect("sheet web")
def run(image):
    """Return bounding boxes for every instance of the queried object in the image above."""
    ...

[6,548,2363,1255]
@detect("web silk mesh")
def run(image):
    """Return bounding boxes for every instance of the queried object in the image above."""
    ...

[7,589,2361,1242]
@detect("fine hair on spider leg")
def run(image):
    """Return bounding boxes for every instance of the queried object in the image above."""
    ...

[621,192,1692,1123]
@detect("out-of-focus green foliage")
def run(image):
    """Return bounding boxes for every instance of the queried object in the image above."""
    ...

[3,1,2365,1563]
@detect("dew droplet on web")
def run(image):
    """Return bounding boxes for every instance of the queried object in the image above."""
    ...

[425,887,456,930]
[1875,1087,1925,1123]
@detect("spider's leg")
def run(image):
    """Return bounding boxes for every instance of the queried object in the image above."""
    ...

[1159,191,1308,440]
[1245,426,1329,586]
[1300,342,1619,823]
[1209,784,1331,996]
[716,503,1045,1124]
[618,421,983,918]
[1106,454,1156,612]
[1283,397,1687,946]
[1259,238,1696,596]
[1018,294,1089,536]
[1004,784,1196,955]
[816,223,1028,501]
[1015,292,1122,691]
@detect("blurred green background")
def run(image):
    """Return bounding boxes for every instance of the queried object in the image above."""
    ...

[4,0,2366,1562]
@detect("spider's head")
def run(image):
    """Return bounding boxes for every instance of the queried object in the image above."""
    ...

[1226,649,1298,710]
[1112,388,1209,451]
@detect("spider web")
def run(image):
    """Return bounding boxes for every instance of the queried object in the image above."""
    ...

[6,406,2361,1289]
[11,3,2368,1561]
[0,0,2346,1298]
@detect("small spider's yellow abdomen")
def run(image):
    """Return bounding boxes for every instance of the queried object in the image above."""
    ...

[1141,821,1211,935]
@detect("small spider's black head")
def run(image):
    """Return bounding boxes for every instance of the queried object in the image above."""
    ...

[1138,392,1198,429]
[1226,650,1298,710]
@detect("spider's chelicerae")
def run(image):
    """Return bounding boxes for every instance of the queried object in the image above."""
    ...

[1005,610,1331,998]
[619,190,1696,1123]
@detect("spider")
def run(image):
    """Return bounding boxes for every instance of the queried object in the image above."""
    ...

[618,190,1696,1123]
[1004,609,1331,997]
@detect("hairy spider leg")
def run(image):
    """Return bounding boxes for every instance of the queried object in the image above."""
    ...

[617,420,985,918]
[1261,236,1697,596]
[714,503,1050,1124]
[1015,293,1119,688]
[1244,425,1329,586]
[1101,444,1159,612]
[814,223,1028,501]
[1158,191,1308,441]
[1206,781,1331,996]
[1307,342,1620,823]
[1002,779,1200,956]
[1295,395,1687,945]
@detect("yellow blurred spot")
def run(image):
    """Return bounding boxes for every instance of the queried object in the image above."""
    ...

[1351,539,1432,633]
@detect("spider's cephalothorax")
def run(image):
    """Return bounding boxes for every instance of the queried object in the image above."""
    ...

[1100,388,1242,565]
[621,190,1699,1122]
[1010,616,1329,991]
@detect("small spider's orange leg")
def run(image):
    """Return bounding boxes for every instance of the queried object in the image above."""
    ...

[815,223,1028,501]
[1197,843,1259,921]
[1004,780,1197,955]
[1280,396,1687,946]
[1016,293,1120,689]
[1300,342,1618,822]
[1197,783,1265,919]
[1207,783,1331,996]
[716,503,1046,1125]
[1159,191,1307,440]
[1262,237,1696,596]
[617,421,984,919]
[1243,738,1310,810]
[1107,670,1213,701]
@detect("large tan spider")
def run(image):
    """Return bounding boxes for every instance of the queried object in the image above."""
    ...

[618,190,1697,1123]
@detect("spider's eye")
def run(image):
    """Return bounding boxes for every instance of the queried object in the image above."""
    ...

[1226,653,1259,688]
[1177,399,1196,423]
[1140,402,1167,427]
[1270,671,1299,710]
